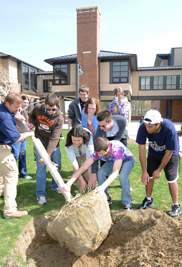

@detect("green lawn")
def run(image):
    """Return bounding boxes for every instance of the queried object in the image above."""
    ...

[0,129,181,266]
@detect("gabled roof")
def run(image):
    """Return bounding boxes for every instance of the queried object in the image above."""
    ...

[44,50,137,70]
[0,52,44,72]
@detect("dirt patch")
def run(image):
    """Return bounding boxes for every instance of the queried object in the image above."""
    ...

[5,208,182,267]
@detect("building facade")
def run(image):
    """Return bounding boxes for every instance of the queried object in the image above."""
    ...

[1,6,182,121]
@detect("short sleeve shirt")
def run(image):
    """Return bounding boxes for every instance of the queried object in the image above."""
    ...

[90,140,134,163]
[136,119,179,157]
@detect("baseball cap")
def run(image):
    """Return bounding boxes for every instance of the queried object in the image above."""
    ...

[143,109,163,124]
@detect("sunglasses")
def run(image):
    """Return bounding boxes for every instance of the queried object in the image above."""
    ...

[98,124,106,128]
[46,107,57,111]
[79,150,82,155]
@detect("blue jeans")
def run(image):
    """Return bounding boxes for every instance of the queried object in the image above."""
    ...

[34,146,61,197]
[97,158,135,205]
[11,142,20,161]
[11,140,28,178]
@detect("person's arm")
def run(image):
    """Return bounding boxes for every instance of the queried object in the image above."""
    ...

[72,165,87,192]
[15,131,34,143]
[153,150,173,179]
[139,144,149,185]
[91,127,105,174]
[94,159,122,197]
[15,114,25,121]
[47,117,64,157]
[61,157,94,195]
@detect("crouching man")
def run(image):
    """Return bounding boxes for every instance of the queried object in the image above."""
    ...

[62,137,135,210]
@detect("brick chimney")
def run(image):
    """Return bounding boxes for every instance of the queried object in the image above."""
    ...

[76,6,101,99]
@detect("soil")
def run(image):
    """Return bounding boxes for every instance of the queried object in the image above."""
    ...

[4,208,182,267]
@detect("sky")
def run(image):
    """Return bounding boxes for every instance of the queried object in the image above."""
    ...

[1,0,182,71]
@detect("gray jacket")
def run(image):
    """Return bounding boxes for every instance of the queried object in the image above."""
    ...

[92,115,126,173]
[68,98,82,127]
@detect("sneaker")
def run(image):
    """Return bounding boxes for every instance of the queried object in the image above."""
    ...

[19,175,32,180]
[60,136,64,139]
[124,202,133,211]
[51,187,62,194]
[25,175,32,180]
[169,204,181,218]
[138,197,154,209]
[4,210,28,219]
[107,196,112,205]
[37,196,47,205]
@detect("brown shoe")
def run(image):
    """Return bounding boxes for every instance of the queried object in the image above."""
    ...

[4,210,28,219]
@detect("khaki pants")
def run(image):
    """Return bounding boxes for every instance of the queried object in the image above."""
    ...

[0,169,4,197]
[0,145,18,214]
[75,155,89,191]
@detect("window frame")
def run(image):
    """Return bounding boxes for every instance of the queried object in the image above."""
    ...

[110,60,129,84]
[53,63,70,85]
[22,65,29,90]
[43,79,53,93]
[139,75,181,90]
[166,75,177,90]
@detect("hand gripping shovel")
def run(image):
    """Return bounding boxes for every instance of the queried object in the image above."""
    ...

[22,121,72,202]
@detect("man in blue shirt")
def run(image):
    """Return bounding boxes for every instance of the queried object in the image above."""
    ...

[0,93,34,219]
[136,109,181,218]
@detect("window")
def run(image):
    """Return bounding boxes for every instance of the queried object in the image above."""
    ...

[30,68,36,91]
[166,75,176,90]
[22,65,37,91]
[139,75,181,90]
[140,76,151,90]
[53,64,69,85]
[153,76,163,90]
[22,65,29,90]
[43,80,52,92]
[111,61,129,83]
[179,75,182,89]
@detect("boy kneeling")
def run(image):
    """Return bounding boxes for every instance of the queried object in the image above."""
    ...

[62,137,135,210]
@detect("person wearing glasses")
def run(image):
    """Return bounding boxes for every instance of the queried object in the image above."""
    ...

[90,110,131,206]
[107,87,129,147]
[81,98,101,139]
[28,93,64,205]
[65,125,94,193]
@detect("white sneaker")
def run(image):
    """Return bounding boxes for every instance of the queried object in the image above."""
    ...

[37,196,47,205]
[25,175,32,180]
[51,187,62,194]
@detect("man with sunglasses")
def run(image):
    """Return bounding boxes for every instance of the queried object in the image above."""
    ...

[89,110,133,209]
[28,93,64,204]
[136,109,181,218]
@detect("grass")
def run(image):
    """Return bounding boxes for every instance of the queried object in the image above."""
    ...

[0,129,181,266]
